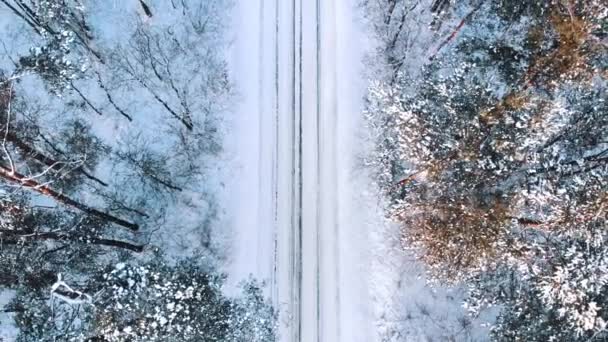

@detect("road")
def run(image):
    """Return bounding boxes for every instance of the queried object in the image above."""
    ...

[229,1,372,341]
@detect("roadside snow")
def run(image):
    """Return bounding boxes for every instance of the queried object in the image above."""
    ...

[333,0,375,340]
[369,213,496,341]
[223,0,275,291]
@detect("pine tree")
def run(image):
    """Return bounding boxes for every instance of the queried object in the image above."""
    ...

[10,258,277,342]
[364,0,608,339]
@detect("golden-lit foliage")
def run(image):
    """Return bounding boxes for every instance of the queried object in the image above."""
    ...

[525,13,595,88]
[398,197,513,281]
[391,1,607,283]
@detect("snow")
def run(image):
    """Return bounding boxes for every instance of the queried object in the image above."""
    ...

[369,210,496,340]
[0,0,232,263]
[224,0,275,290]
[0,289,17,342]
[225,0,371,341]
[0,0,500,340]
[225,0,497,341]
[331,0,376,340]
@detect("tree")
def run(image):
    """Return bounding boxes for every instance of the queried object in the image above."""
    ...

[1,0,100,92]
[366,0,607,280]
[0,0,231,263]
[107,0,230,131]
[490,223,608,341]
[364,0,608,339]
[0,0,273,339]
[10,258,277,342]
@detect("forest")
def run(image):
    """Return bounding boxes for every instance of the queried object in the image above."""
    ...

[0,0,276,341]
[363,0,608,340]
[1,0,607,341]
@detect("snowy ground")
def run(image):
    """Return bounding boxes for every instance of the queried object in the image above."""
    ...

[226,0,374,341]
[226,1,493,341]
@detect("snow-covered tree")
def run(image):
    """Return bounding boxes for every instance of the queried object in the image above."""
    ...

[364,0,608,339]
[366,0,607,277]
[490,223,608,341]
[10,258,276,342]
[0,0,250,338]
[1,0,100,92]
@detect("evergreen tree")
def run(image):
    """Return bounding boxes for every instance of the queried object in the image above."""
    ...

[364,0,608,339]
[10,258,276,342]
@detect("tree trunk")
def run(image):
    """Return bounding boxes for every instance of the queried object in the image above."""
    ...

[5,131,108,186]
[1,230,144,252]
[429,2,484,60]
[0,164,138,231]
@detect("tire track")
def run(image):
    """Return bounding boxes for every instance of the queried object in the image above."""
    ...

[315,0,322,340]
[275,1,341,341]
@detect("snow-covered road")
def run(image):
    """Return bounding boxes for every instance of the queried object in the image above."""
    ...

[228,1,373,341]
